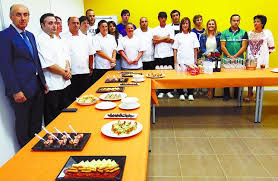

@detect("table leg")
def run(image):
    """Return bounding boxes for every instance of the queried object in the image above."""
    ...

[237,87,244,107]
[258,86,264,123]
[254,86,264,123]
[149,127,151,152]
[152,104,156,124]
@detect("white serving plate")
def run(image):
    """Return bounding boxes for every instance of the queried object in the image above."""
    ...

[95,101,117,110]
[101,120,143,138]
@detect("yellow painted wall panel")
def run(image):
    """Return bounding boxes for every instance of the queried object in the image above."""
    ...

[84,0,278,67]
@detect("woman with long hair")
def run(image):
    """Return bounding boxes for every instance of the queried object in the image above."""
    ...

[200,19,222,99]
[108,21,122,70]
[92,20,117,82]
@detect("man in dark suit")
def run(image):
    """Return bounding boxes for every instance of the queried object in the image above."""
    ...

[0,4,49,147]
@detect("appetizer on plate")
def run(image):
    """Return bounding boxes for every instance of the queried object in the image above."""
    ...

[64,159,121,179]
[76,95,98,105]
[112,120,138,135]
[146,72,165,79]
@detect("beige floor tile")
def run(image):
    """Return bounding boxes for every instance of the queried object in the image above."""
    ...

[151,121,175,137]
[150,138,178,154]
[209,138,252,155]
[234,125,272,138]
[242,138,278,154]
[182,176,227,181]
[179,155,224,176]
[218,155,270,177]
[256,155,278,177]
[262,125,278,137]
[147,155,181,176]
[176,138,214,154]
[204,125,239,138]
[227,177,274,181]
[147,177,182,181]
[174,124,207,137]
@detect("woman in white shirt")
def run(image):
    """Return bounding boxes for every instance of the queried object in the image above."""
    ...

[172,17,200,101]
[108,21,122,70]
[92,20,117,82]
[245,15,275,102]
[117,23,145,70]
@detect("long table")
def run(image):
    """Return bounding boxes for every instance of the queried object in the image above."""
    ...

[150,68,278,123]
[0,71,151,181]
[1,69,278,180]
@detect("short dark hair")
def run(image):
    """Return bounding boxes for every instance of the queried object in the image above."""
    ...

[121,9,130,17]
[158,12,167,18]
[230,14,240,21]
[79,16,90,24]
[40,13,55,25]
[170,10,180,18]
[55,16,61,21]
[254,15,267,29]
[193,14,202,24]
[86,9,94,16]
[180,17,191,33]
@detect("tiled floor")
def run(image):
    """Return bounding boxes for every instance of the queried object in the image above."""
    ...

[147,91,278,181]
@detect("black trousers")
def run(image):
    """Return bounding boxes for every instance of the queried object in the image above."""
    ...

[224,87,239,98]
[9,91,44,147]
[92,69,112,84]
[44,86,71,126]
[143,61,155,70]
[70,74,90,101]
[155,57,174,93]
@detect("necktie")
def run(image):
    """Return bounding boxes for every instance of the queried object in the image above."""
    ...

[20,31,34,58]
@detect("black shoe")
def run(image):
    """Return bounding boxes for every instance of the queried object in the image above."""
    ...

[223,96,230,101]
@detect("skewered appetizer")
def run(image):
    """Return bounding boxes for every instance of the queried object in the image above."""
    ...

[107,113,136,118]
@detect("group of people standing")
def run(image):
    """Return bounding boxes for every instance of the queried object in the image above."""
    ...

[0,4,275,147]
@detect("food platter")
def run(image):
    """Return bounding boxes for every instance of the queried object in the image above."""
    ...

[101,120,143,138]
[99,92,127,101]
[76,95,99,106]
[96,87,125,93]
[56,156,126,181]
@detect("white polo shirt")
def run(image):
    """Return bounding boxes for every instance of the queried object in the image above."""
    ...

[61,31,95,75]
[94,33,117,69]
[172,32,200,65]
[152,25,175,58]
[117,36,145,69]
[36,31,71,91]
[134,28,154,62]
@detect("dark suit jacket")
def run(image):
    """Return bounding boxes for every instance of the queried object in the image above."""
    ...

[0,25,46,98]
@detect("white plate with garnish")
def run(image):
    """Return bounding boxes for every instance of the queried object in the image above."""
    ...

[101,120,143,138]
[99,92,127,101]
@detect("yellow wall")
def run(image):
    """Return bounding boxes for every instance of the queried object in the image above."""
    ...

[84,0,278,67]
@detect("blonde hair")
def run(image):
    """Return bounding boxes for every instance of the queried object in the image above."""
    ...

[205,19,219,36]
